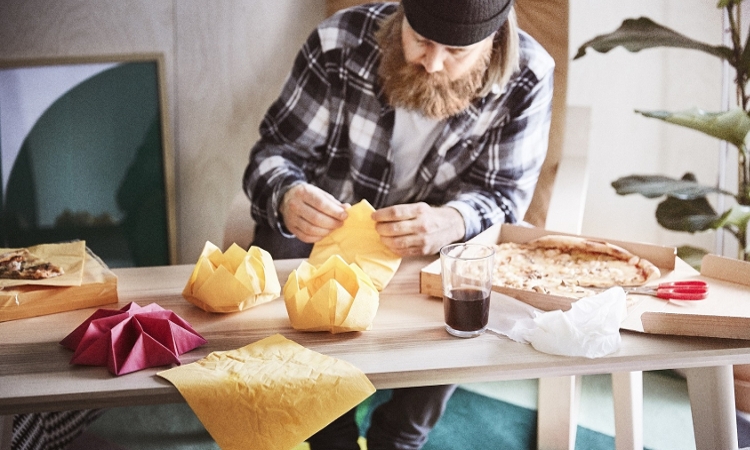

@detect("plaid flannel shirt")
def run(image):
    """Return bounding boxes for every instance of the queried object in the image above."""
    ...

[243,2,554,241]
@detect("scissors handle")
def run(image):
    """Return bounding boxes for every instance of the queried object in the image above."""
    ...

[658,280,708,289]
[656,281,708,300]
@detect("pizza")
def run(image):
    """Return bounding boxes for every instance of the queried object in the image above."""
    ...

[492,235,660,298]
[0,249,65,280]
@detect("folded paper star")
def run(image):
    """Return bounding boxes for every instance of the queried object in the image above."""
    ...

[158,334,375,450]
[182,242,281,313]
[308,199,401,290]
[60,302,206,375]
[284,254,379,333]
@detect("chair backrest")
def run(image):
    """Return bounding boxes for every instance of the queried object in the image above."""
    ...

[515,0,569,227]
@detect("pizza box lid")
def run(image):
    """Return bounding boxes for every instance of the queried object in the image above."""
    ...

[0,249,118,322]
[623,254,750,340]
[419,223,677,312]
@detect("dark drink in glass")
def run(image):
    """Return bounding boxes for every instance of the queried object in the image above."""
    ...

[440,243,494,338]
[444,288,490,336]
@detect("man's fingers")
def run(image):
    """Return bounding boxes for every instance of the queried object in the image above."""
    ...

[373,203,432,237]
[372,204,417,222]
[300,185,348,221]
[281,183,348,242]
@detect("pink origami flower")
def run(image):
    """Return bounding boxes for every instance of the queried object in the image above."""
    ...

[60,302,207,376]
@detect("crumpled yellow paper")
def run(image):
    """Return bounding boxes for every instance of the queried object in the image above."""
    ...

[182,242,280,313]
[284,255,379,333]
[157,334,375,450]
[308,199,401,291]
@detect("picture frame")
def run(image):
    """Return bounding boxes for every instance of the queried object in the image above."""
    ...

[0,53,176,267]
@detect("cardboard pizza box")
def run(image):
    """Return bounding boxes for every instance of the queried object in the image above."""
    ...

[419,223,678,312]
[0,250,118,322]
[622,254,750,340]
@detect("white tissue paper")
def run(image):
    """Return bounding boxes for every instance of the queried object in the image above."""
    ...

[500,287,628,359]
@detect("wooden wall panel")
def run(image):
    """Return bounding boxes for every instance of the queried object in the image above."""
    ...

[173,1,326,262]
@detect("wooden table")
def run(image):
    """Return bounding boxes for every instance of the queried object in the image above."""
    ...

[1,256,748,449]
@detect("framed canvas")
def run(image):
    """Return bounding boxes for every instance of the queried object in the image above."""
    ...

[0,54,176,267]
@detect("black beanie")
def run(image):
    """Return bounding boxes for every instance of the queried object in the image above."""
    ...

[401,0,515,47]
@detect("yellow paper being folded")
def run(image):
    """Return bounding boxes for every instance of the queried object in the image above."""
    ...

[308,199,401,290]
[284,255,379,333]
[158,334,375,450]
[182,242,280,313]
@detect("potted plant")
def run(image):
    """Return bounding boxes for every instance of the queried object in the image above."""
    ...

[574,0,750,267]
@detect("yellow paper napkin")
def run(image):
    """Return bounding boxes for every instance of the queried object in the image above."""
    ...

[182,242,280,313]
[284,255,379,333]
[0,240,87,288]
[308,199,401,291]
[158,334,375,450]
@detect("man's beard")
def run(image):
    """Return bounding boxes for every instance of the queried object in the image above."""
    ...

[377,17,491,120]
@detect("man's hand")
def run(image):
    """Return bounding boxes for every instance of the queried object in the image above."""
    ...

[372,203,466,256]
[280,183,349,243]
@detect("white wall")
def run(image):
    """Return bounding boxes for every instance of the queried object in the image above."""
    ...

[569,0,724,252]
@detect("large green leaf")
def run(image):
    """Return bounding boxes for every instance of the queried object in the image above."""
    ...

[655,195,723,232]
[574,17,733,61]
[611,173,730,200]
[713,203,750,230]
[717,0,745,7]
[676,245,710,271]
[636,108,750,148]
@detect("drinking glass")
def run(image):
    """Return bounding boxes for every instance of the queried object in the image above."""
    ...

[439,243,495,338]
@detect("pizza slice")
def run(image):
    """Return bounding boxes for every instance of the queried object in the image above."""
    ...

[0,249,65,280]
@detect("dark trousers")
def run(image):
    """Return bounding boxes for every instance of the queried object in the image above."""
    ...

[252,224,457,449]
[307,385,458,450]
[250,222,313,260]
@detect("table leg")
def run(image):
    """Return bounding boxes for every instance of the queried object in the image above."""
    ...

[612,371,643,450]
[0,415,12,450]
[684,365,738,450]
[537,376,581,450]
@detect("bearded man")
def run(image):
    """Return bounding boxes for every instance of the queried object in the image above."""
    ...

[243,0,553,448]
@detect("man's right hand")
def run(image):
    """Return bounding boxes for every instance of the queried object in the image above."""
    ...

[279,183,349,243]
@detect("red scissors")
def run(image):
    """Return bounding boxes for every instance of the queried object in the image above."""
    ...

[624,280,708,300]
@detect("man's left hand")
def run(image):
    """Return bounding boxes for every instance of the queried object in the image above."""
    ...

[372,203,466,256]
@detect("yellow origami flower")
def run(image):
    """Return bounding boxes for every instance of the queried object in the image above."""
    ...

[182,242,280,313]
[284,255,379,333]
